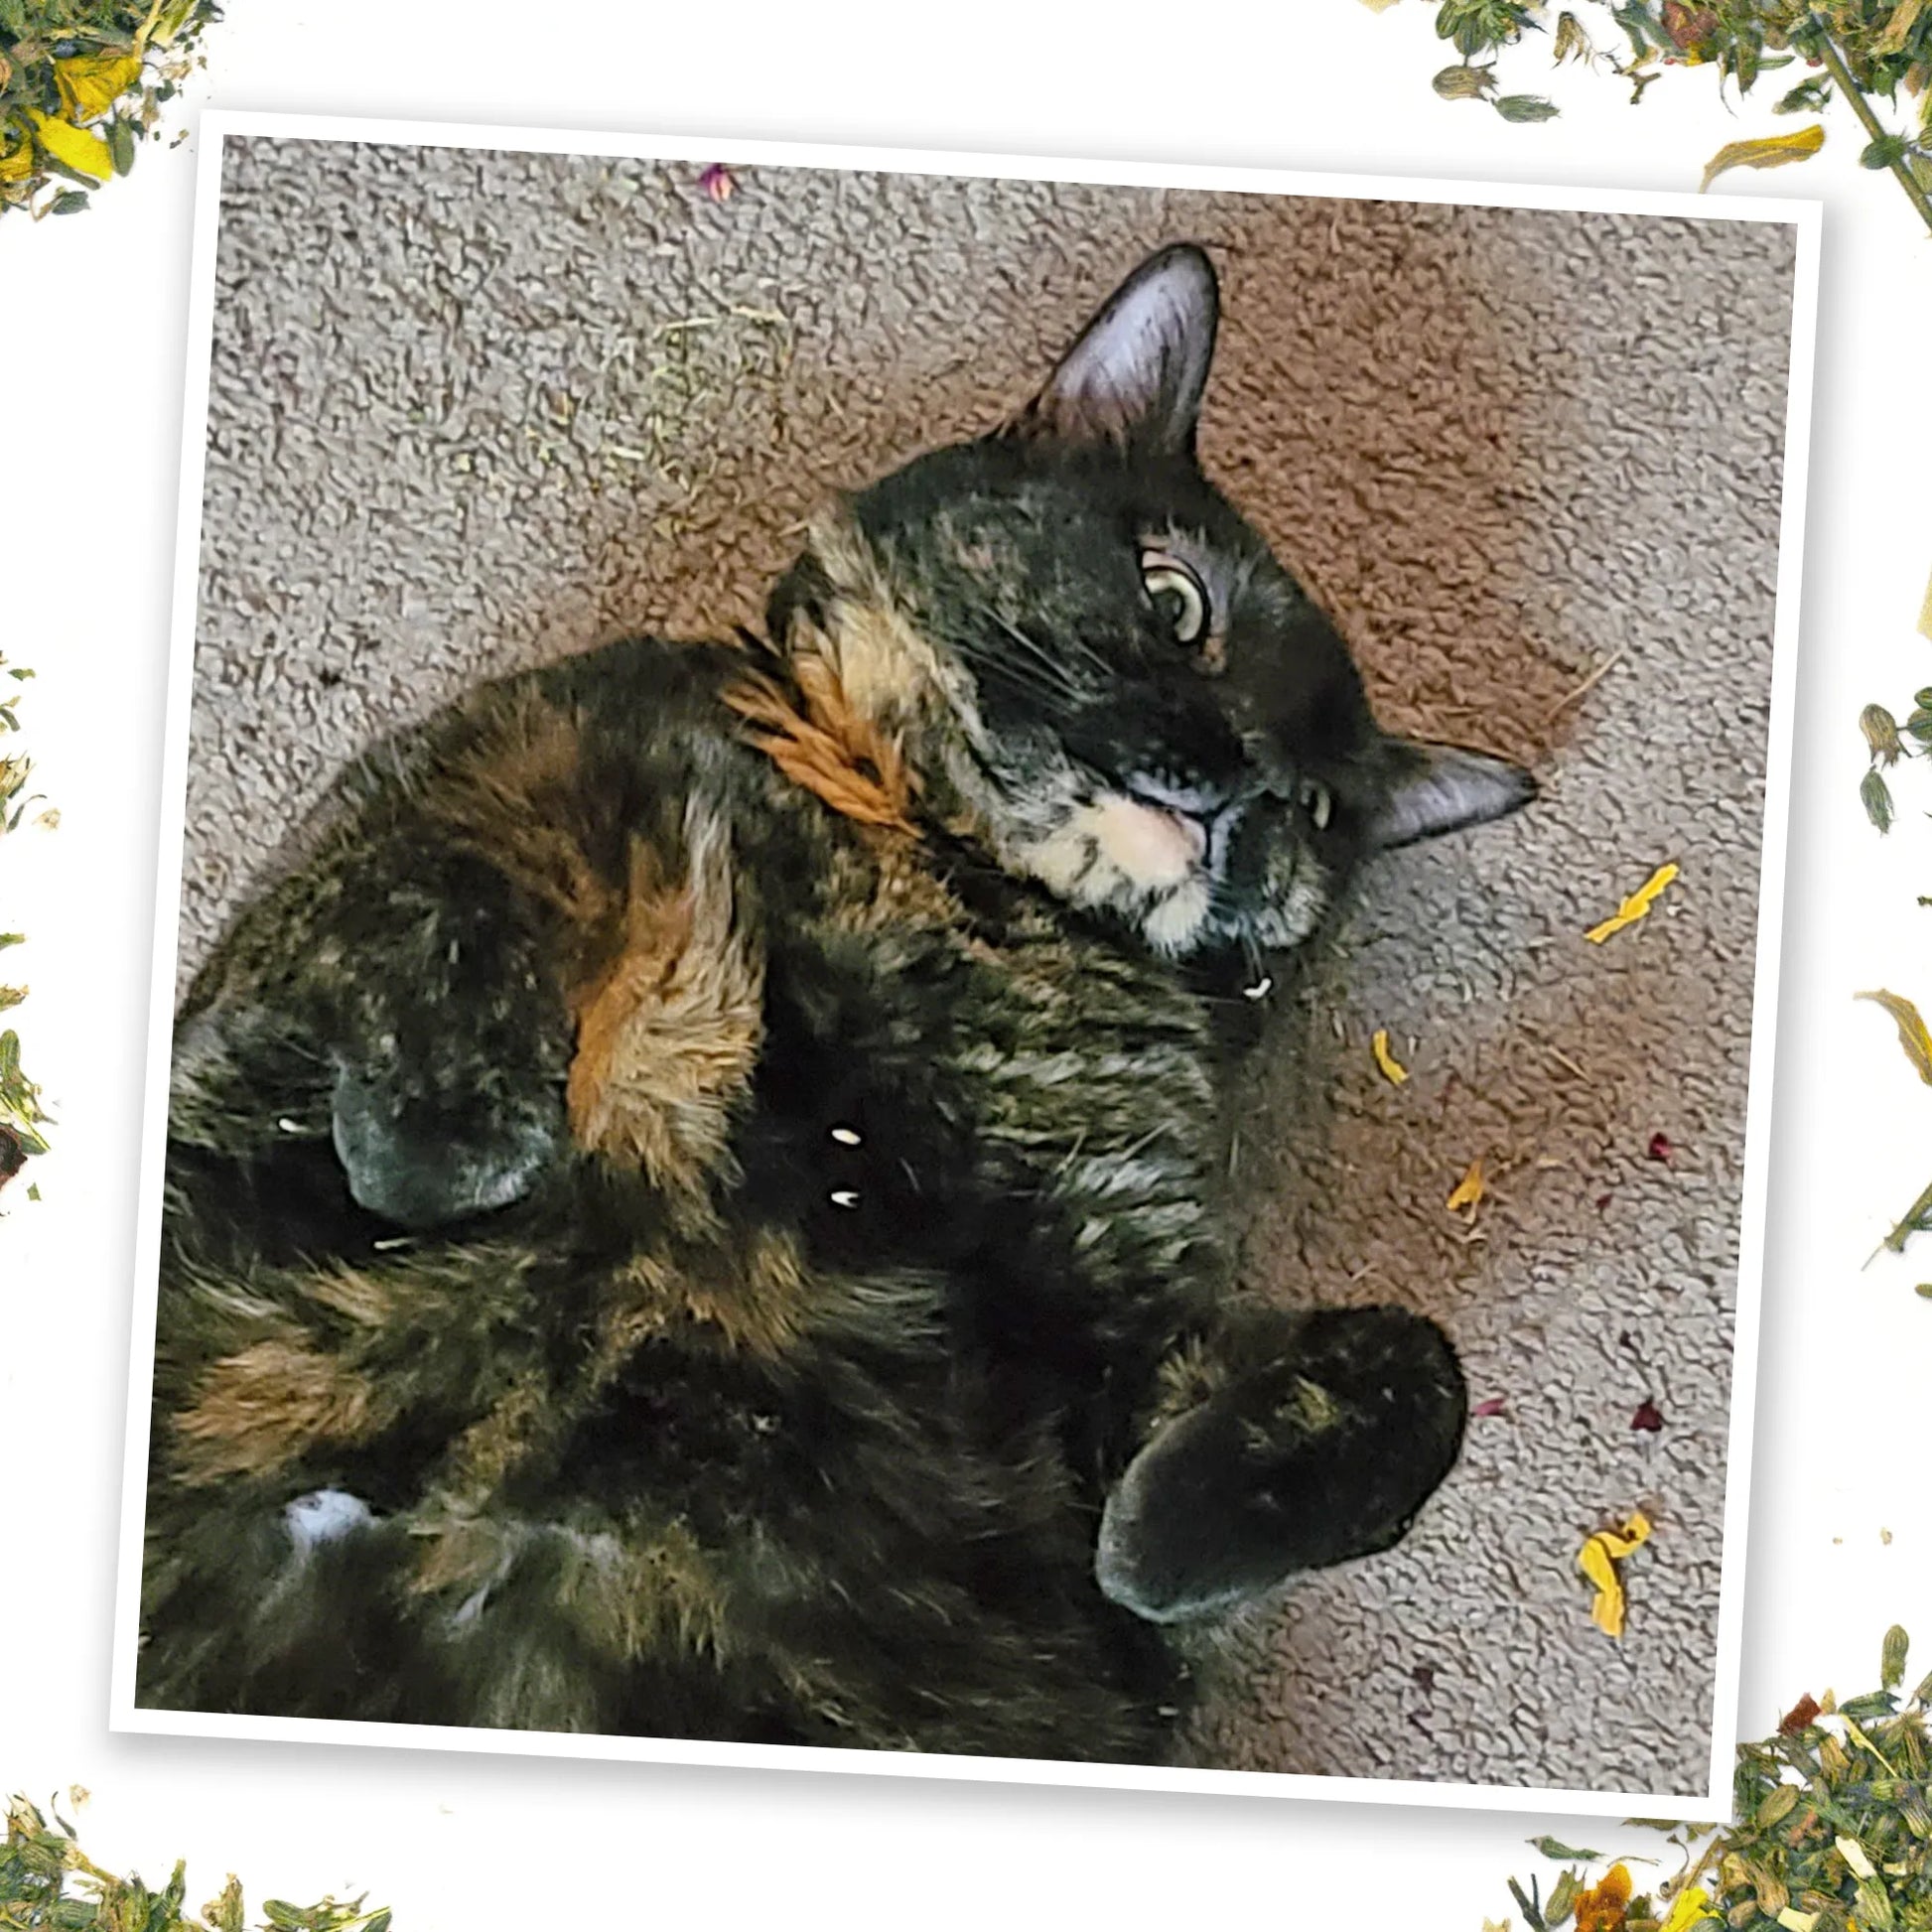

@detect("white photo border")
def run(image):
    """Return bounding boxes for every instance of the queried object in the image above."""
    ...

[109,107,1825,1821]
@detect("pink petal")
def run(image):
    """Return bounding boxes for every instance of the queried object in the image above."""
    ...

[1471,1397,1507,1418]
[1647,1132,1673,1163]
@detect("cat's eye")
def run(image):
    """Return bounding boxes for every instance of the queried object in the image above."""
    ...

[1297,778,1333,832]
[1139,551,1208,647]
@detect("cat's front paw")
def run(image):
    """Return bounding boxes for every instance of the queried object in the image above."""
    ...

[1095,1307,1466,1624]
[327,948,571,1230]
[331,1059,563,1229]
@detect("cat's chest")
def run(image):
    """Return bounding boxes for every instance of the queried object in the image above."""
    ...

[735,888,1219,1272]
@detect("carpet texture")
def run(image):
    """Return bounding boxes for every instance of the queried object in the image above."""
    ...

[175,135,1797,1794]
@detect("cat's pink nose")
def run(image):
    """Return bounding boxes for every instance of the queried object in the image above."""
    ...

[1093,794,1208,887]
[1160,808,1209,865]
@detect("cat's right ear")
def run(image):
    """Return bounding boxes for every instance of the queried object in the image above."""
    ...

[1001,243,1220,460]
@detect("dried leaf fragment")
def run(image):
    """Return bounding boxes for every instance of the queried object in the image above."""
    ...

[1777,1692,1821,1734]
[1863,765,1895,833]
[1835,1834,1876,1880]
[1856,989,1932,1086]
[1700,123,1825,193]
[1579,1509,1651,1639]
[1586,862,1679,943]
[1371,1029,1409,1085]
[1529,1835,1603,1861]
[1447,1160,1485,1211]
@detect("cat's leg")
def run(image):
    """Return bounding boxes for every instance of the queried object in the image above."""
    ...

[171,827,577,1238]
[1093,1305,1466,1623]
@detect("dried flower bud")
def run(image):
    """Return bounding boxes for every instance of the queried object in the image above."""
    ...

[1862,703,1902,764]
[1883,1622,1910,1690]
[1433,63,1492,99]
[1552,11,1590,64]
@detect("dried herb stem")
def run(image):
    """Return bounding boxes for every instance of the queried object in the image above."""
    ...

[1806,10,1932,237]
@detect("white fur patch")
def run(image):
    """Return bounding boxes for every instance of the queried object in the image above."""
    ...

[1142,879,1212,954]
[284,1488,372,1553]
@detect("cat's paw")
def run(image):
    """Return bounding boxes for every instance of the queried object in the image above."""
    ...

[1095,1307,1466,1624]
[331,1057,564,1229]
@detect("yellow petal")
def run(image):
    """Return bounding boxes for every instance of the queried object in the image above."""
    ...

[54,51,144,122]
[1371,1029,1409,1085]
[1579,1511,1651,1638]
[1919,561,1932,644]
[1357,0,1403,10]
[1857,989,1932,1086]
[1599,1508,1653,1558]
[28,110,114,183]
[1701,123,1825,193]
[0,137,36,183]
[1664,1887,1721,1932]
[1447,1160,1485,1212]
[1586,862,1679,943]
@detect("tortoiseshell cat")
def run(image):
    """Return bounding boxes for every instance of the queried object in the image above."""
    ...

[141,245,1534,1762]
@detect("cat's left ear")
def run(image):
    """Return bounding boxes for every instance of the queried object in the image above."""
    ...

[1003,243,1219,459]
[1366,740,1538,851]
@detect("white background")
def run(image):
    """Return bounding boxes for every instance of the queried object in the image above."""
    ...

[3,3,1930,1923]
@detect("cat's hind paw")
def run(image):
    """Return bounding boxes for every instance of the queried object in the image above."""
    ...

[1095,1307,1466,1623]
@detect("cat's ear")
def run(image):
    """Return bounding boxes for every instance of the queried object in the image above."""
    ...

[1003,243,1219,459]
[1366,740,1537,851]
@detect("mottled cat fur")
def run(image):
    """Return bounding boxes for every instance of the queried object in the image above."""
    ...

[140,245,1534,1762]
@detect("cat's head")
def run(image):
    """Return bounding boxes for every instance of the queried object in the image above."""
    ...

[763,243,1535,962]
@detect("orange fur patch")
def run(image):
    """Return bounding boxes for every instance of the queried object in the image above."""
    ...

[424,695,616,930]
[566,817,762,1218]
[175,1337,386,1482]
[723,654,917,834]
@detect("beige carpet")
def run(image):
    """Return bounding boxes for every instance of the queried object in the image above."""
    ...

[174,134,1796,1794]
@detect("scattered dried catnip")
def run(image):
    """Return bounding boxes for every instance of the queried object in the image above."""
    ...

[2,1793,391,1930]
[1497,1625,1932,1930]
[1367,4,1932,239]
[1,2,220,219]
